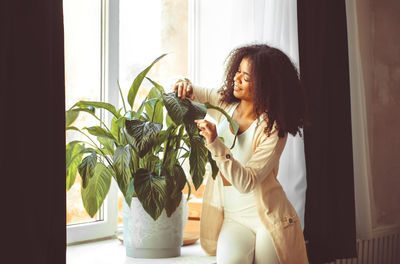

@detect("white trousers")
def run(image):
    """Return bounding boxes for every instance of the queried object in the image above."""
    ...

[217,186,279,264]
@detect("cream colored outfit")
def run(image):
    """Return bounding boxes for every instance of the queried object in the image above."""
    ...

[216,102,279,263]
[192,85,309,264]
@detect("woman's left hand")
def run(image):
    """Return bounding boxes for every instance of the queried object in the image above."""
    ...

[194,119,217,145]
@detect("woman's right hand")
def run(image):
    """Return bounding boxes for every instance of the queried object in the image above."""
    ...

[173,78,194,100]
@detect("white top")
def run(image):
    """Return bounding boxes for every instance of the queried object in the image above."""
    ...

[216,102,258,167]
[217,103,260,220]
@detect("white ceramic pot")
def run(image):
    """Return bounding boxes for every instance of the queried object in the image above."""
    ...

[123,195,188,258]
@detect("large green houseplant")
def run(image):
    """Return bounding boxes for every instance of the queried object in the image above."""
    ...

[66,54,239,221]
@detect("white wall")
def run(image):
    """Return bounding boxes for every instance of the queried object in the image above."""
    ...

[347,0,400,239]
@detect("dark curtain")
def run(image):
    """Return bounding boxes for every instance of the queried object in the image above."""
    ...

[297,1,357,263]
[1,1,66,263]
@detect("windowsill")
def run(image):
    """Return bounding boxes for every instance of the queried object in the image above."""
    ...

[67,237,216,264]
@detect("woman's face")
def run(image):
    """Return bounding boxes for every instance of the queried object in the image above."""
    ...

[233,57,253,101]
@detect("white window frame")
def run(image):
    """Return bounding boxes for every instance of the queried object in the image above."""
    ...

[67,0,120,245]
[188,0,199,83]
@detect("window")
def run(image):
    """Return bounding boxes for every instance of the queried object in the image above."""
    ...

[117,0,200,233]
[65,0,207,243]
[65,0,119,244]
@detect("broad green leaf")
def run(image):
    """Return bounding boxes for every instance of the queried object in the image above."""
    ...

[148,86,161,99]
[189,135,208,190]
[124,178,135,207]
[174,164,187,191]
[145,90,164,124]
[67,147,99,168]
[66,109,79,127]
[163,93,206,135]
[164,164,187,217]
[139,153,161,172]
[134,168,167,220]
[153,145,163,155]
[162,92,191,125]
[125,120,162,158]
[77,151,97,189]
[81,163,113,217]
[183,100,207,137]
[84,126,115,141]
[66,140,82,164]
[66,126,81,133]
[153,131,166,157]
[170,125,185,163]
[133,98,147,120]
[161,125,178,166]
[113,145,131,196]
[187,101,207,121]
[98,137,115,156]
[157,130,168,144]
[164,125,182,154]
[146,77,165,93]
[73,101,120,118]
[68,146,106,160]
[166,113,175,127]
[143,98,160,123]
[130,146,139,173]
[66,142,84,190]
[208,151,219,180]
[145,98,158,108]
[183,118,198,138]
[111,115,120,142]
[116,116,127,129]
[163,147,179,174]
[127,54,167,109]
[123,132,138,152]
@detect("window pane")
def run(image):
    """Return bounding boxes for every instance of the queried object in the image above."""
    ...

[64,0,102,226]
[117,0,188,227]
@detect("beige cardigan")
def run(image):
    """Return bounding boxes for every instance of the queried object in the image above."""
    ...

[192,85,309,264]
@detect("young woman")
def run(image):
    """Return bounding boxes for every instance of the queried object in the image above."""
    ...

[174,44,309,264]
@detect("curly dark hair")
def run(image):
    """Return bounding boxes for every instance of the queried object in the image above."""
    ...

[218,44,308,138]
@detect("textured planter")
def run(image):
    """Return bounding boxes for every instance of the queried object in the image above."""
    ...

[123,196,188,258]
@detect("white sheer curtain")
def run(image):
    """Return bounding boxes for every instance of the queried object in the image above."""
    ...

[191,0,307,229]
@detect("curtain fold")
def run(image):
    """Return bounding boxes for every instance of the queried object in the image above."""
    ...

[297,0,358,263]
[1,1,66,263]
[195,0,307,230]
[257,0,307,231]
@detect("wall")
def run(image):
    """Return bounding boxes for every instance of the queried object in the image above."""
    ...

[355,0,400,230]
[159,0,188,81]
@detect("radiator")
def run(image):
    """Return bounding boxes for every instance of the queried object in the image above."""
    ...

[325,231,400,264]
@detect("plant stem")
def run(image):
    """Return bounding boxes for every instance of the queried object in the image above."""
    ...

[162,126,177,167]
[185,178,192,201]
[180,156,188,167]
[151,99,158,123]
[74,129,115,170]
[117,80,127,113]
[179,146,190,153]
